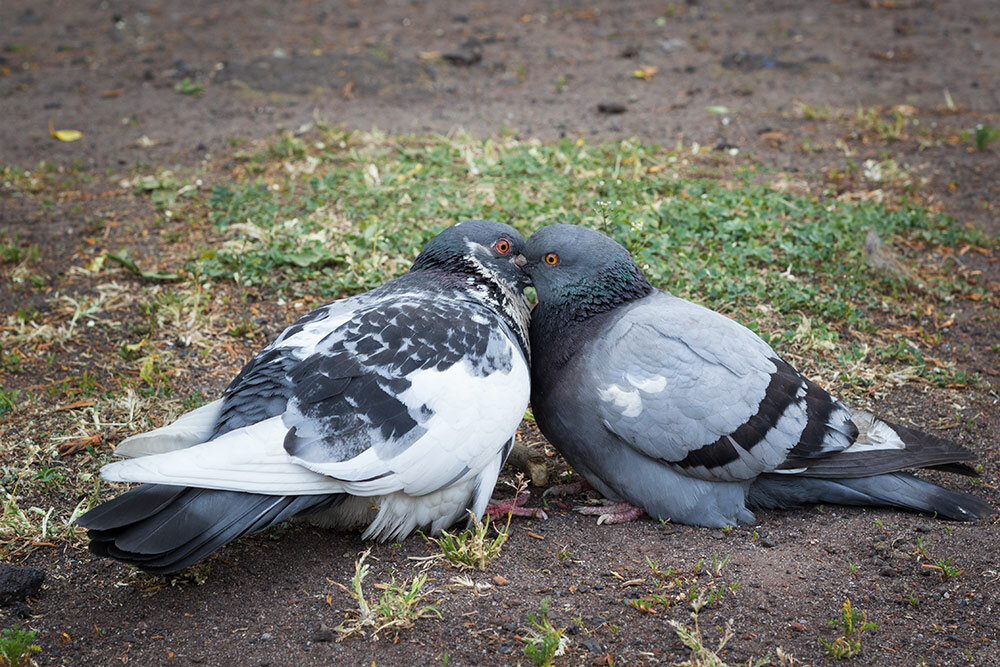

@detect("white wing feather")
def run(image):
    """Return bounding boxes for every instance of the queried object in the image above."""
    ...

[113,399,224,458]
[100,339,530,501]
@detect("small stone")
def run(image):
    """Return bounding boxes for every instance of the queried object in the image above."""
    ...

[597,102,627,115]
[493,574,509,586]
[789,622,806,633]
[442,38,483,66]
[260,633,272,642]
[880,567,896,577]
[582,637,603,653]
[311,630,334,643]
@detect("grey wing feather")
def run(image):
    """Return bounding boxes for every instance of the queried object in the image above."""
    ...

[589,291,854,482]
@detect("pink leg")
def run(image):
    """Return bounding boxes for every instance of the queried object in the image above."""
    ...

[484,491,548,520]
[542,478,594,498]
[574,501,645,525]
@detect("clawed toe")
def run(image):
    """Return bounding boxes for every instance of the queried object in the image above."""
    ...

[484,491,548,520]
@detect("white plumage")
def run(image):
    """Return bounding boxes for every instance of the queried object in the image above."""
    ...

[78,220,532,572]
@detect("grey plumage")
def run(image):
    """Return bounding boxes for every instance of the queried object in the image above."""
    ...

[79,220,532,573]
[524,224,992,527]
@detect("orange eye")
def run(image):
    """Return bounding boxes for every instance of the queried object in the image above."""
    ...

[544,253,559,266]
[494,238,512,255]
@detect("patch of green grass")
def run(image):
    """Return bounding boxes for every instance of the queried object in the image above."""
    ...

[627,553,741,618]
[184,132,989,323]
[521,597,567,667]
[0,242,39,265]
[333,548,441,640]
[959,124,1000,151]
[426,513,509,571]
[668,589,777,666]
[0,350,22,374]
[0,388,19,416]
[31,467,66,489]
[133,173,193,211]
[927,556,963,580]
[0,625,41,667]
[819,598,877,660]
[174,78,205,97]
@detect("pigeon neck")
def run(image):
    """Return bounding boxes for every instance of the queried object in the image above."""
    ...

[537,261,653,328]
[413,259,531,361]
[530,261,652,366]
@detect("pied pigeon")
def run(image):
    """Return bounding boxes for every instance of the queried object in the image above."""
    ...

[78,220,532,573]
[523,224,992,527]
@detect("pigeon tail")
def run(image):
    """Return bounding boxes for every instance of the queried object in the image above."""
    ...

[748,472,993,521]
[78,484,342,573]
[778,410,982,478]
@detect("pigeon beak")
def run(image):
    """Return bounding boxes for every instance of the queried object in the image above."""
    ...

[512,254,528,268]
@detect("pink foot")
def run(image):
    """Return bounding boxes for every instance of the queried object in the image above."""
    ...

[573,501,645,525]
[484,491,548,520]
[542,478,594,498]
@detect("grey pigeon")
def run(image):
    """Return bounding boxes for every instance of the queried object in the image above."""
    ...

[78,220,531,573]
[523,224,992,527]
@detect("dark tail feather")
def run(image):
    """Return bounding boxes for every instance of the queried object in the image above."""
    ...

[78,484,342,574]
[748,472,993,521]
[779,413,981,478]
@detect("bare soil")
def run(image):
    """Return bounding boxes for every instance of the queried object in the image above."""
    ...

[2,1,999,665]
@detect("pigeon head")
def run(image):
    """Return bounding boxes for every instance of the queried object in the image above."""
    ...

[524,224,652,321]
[411,219,529,288]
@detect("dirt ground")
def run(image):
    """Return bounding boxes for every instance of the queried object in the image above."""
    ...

[2,0,999,665]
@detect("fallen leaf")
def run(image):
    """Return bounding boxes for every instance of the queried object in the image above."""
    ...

[632,65,658,80]
[49,119,83,142]
[58,433,101,457]
[760,130,788,147]
[705,105,737,115]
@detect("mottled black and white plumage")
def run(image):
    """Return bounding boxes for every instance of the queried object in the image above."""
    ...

[525,224,992,527]
[78,220,531,573]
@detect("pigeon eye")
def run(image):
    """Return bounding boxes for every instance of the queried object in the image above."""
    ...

[494,238,512,255]
[544,253,559,266]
